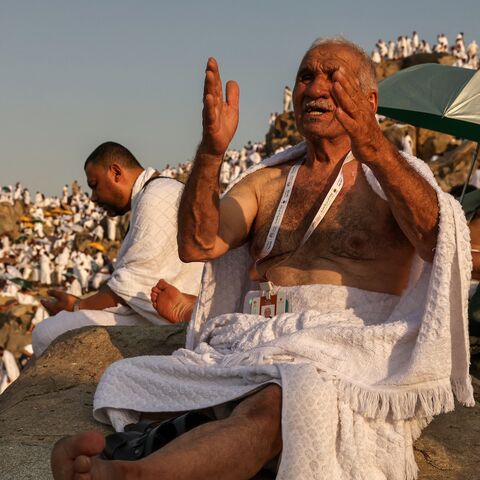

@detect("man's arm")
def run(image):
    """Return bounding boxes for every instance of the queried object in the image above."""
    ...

[178,58,256,262]
[332,67,439,262]
[41,285,125,316]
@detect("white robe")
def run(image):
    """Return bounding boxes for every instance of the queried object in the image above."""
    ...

[0,350,20,394]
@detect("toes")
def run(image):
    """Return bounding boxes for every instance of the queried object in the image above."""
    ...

[74,455,91,473]
[55,431,105,460]
[51,432,105,480]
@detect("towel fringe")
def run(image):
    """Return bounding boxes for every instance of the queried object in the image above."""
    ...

[452,376,476,407]
[405,446,419,480]
[336,379,456,420]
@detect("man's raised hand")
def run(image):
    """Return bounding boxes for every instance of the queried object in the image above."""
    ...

[201,58,239,156]
[331,67,385,162]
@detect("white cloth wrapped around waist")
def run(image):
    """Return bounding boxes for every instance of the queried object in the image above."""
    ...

[200,283,401,354]
[181,281,442,421]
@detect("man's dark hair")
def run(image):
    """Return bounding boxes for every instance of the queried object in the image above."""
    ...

[84,142,143,170]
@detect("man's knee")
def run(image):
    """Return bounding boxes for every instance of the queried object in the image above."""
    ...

[32,311,69,356]
[233,384,282,433]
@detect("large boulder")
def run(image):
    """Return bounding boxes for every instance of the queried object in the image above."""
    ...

[0,325,186,479]
[375,53,455,82]
[429,141,478,192]
[0,325,478,479]
[265,111,303,156]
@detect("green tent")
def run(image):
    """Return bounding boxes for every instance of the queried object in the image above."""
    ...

[378,63,480,202]
[378,64,480,142]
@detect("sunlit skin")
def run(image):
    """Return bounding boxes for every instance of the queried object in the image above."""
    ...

[85,162,133,217]
[150,279,196,324]
[179,47,438,294]
[293,45,378,155]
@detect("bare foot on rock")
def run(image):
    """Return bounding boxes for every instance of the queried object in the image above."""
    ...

[51,431,135,479]
[150,279,197,324]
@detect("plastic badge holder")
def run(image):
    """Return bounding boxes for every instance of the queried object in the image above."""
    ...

[243,289,289,316]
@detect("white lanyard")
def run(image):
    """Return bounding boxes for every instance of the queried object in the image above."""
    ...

[258,151,354,261]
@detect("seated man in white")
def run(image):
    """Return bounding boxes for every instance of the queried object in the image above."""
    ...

[32,141,203,356]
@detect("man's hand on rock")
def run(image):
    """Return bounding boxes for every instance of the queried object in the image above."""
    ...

[200,57,239,157]
[332,67,386,163]
[41,290,78,316]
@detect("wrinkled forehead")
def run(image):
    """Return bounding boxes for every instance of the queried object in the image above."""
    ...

[297,44,361,76]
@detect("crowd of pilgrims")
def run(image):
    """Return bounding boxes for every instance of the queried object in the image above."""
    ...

[0,181,122,392]
[159,140,268,190]
[371,31,479,69]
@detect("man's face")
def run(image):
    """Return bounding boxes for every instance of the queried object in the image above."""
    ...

[85,163,128,217]
[293,44,362,142]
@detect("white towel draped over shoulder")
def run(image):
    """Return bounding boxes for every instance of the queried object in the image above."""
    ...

[108,167,203,324]
[94,148,474,479]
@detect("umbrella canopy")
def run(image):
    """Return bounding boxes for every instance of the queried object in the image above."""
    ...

[378,64,480,142]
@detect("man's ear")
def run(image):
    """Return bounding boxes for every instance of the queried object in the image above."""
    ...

[110,163,122,182]
[369,89,378,113]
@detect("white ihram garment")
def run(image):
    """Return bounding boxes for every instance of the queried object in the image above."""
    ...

[94,144,474,479]
[0,350,20,394]
[32,168,203,356]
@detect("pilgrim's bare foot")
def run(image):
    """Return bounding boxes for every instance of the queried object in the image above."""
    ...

[51,431,137,479]
[150,279,197,323]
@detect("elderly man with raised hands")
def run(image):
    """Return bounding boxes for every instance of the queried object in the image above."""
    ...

[51,37,473,480]
[33,141,203,356]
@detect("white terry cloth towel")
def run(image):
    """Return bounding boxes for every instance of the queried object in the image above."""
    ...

[94,144,474,480]
[107,167,204,324]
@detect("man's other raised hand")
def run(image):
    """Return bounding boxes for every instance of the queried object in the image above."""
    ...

[200,58,239,157]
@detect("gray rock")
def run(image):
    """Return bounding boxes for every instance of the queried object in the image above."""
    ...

[0,325,186,480]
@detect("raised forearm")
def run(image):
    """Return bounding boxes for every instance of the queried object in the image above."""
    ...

[363,138,439,262]
[178,148,224,261]
[178,57,239,262]
[77,285,125,310]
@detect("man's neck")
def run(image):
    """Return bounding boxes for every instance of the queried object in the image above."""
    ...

[126,167,145,211]
[304,136,351,171]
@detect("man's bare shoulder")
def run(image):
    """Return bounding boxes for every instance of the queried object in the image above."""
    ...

[224,162,292,200]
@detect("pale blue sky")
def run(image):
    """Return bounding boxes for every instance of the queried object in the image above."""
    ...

[1,0,478,195]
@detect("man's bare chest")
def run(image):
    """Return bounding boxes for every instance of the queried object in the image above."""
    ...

[250,163,408,263]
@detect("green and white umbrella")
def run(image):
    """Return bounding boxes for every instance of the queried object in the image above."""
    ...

[377,63,480,202]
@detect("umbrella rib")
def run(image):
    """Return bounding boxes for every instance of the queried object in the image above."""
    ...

[442,74,473,118]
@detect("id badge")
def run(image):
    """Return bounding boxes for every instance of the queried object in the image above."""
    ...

[243,288,289,317]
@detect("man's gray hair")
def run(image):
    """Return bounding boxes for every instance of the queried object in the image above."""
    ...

[306,36,377,92]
